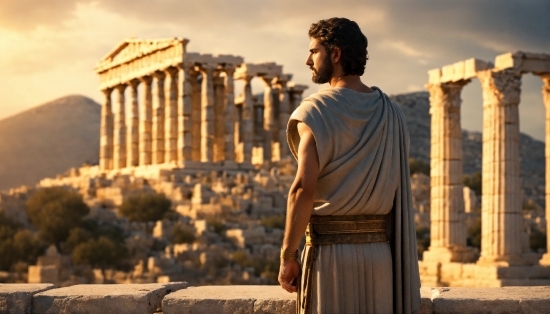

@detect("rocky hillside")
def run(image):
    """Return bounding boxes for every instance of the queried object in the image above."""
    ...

[390,91,545,207]
[0,96,100,191]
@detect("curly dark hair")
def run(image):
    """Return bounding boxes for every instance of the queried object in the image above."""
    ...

[308,17,369,76]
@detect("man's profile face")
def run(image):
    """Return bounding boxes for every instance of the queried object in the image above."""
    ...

[306,37,333,84]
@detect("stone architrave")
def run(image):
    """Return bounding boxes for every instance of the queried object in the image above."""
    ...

[261,75,276,164]
[127,79,140,167]
[190,73,202,161]
[424,81,470,263]
[288,83,307,113]
[152,71,166,164]
[164,67,179,164]
[223,67,236,163]
[478,68,525,266]
[199,64,217,163]
[539,75,550,266]
[241,76,255,164]
[139,76,153,166]
[113,84,127,169]
[100,88,114,170]
[177,63,193,163]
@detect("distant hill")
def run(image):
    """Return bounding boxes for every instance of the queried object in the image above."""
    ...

[0,95,100,191]
[391,91,545,207]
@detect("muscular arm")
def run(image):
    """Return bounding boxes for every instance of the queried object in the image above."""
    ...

[279,122,319,292]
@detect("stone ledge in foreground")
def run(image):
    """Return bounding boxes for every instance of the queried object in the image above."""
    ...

[0,284,55,314]
[430,286,550,314]
[32,282,187,314]
[162,285,296,314]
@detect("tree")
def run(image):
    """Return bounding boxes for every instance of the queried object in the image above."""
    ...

[26,187,89,248]
[463,172,482,196]
[72,236,127,278]
[118,192,171,222]
[0,212,46,271]
[409,158,430,176]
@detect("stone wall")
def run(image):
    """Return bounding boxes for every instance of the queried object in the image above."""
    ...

[1,284,549,314]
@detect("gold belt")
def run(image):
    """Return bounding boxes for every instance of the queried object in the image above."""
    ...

[298,215,388,314]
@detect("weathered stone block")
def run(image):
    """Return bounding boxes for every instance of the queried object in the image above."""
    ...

[32,282,187,314]
[162,286,295,314]
[419,287,433,314]
[495,51,550,74]
[0,284,54,314]
[432,286,550,314]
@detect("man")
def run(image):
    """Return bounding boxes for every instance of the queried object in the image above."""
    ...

[278,18,421,313]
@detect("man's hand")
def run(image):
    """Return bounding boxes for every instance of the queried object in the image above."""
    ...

[278,259,301,293]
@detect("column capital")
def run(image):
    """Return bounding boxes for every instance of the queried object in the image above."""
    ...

[115,83,127,93]
[260,74,276,86]
[128,79,140,89]
[153,70,166,80]
[101,87,113,96]
[477,68,522,107]
[140,75,153,84]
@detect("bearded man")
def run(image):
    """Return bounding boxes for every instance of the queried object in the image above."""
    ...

[278,17,421,313]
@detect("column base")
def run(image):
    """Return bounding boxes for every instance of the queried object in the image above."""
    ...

[539,253,550,266]
[423,246,478,263]
[476,254,530,267]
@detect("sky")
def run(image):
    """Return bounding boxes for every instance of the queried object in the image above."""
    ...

[1,0,549,139]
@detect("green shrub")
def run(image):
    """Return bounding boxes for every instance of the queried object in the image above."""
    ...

[463,172,482,196]
[26,187,90,248]
[530,227,546,252]
[118,192,171,222]
[467,218,482,249]
[206,217,225,235]
[172,226,196,244]
[409,158,430,176]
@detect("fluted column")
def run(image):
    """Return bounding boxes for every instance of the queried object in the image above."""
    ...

[241,75,254,164]
[152,71,166,164]
[213,74,225,162]
[223,68,236,162]
[261,75,276,164]
[113,84,127,169]
[139,76,153,165]
[177,63,193,163]
[164,67,178,164]
[539,75,550,266]
[424,81,469,263]
[200,64,216,163]
[100,88,114,170]
[190,73,202,161]
[127,79,140,167]
[478,68,524,266]
[274,76,291,159]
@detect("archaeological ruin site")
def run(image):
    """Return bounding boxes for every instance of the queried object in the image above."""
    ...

[2,37,550,313]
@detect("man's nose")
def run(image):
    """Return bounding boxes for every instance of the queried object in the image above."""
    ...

[305,56,313,67]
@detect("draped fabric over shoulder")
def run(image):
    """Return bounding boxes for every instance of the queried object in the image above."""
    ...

[287,87,421,313]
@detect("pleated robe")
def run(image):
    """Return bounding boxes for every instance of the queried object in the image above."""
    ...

[287,86,421,314]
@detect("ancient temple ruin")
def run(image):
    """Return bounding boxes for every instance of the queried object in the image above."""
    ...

[94,38,307,173]
[422,51,550,286]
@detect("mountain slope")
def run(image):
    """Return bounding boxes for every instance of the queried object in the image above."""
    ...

[0,95,100,191]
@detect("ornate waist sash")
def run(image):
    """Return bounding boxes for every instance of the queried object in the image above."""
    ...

[297,215,388,314]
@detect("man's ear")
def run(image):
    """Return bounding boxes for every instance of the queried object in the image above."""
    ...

[331,47,342,64]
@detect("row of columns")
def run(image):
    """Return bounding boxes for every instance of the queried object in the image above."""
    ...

[426,68,550,266]
[100,63,237,170]
[100,64,305,171]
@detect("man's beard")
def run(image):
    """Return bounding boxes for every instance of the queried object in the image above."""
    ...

[311,54,333,84]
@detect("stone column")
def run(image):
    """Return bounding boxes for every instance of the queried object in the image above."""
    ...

[139,76,153,166]
[152,71,166,164]
[261,75,276,164]
[190,73,202,161]
[539,75,550,266]
[113,84,127,169]
[241,75,254,165]
[274,76,291,159]
[424,81,470,263]
[213,74,226,162]
[100,88,114,170]
[199,64,216,163]
[478,68,524,266]
[223,68,236,163]
[127,79,140,167]
[164,67,179,164]
[177,63,193,164]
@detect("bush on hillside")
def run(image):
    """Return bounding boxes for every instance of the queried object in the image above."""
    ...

[118,192,171,222]
[25,187,89,249]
